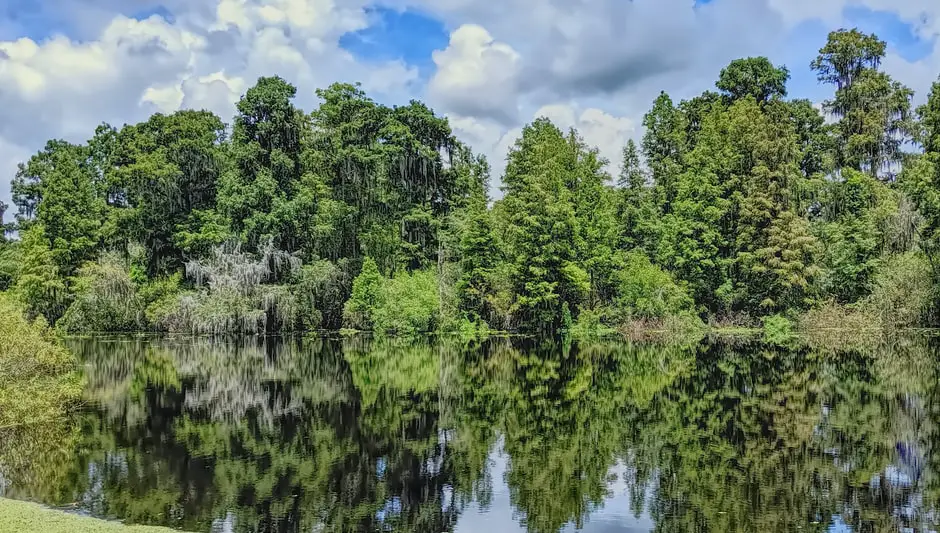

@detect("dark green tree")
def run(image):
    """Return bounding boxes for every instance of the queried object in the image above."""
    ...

[716,57,790,103]
[12,141,106,278]
[498,118,589,333]
[111,110,226,275]
[218,76,311,254]
[642,92,686,212]
[812,29,914,178]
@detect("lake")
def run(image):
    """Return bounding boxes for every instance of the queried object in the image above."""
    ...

[1,334,939,532]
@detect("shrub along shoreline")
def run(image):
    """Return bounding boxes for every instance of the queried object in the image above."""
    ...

[0,294,85,530]
[0,293,81,431]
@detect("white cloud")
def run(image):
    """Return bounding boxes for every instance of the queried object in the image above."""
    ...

[429,24,521,125]
[6,0,940,211]
[769,0,940,38]
[533,104,636,173]
[0,0,420,210]
[0,15,203,145]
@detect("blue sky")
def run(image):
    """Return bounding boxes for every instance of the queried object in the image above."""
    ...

[333,3,938,103]
[1,0,940,205]
[6,1,935,98]
[339,7,449,80]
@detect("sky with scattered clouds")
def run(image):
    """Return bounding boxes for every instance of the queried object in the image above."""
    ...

[2,0,940,205]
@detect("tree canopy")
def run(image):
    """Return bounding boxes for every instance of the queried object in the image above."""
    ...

[2,27,939,333]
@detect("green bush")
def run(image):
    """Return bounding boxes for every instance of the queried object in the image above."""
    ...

[613,252,696,321]
[761,314,795,344]
[864,252,935,328]
[0,293,80,429]
[569,306,618,339]
[374,269,440,334]
[342,257,383,331]
[58,252,143,333]
[343,258,441,335]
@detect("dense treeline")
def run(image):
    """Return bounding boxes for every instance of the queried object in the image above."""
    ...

[3,28,940,334]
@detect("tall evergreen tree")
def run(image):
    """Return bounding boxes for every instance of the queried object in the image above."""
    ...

[218,76,309,254]
[732,100,820,311]
[499,118,589,333]
[656,104,734,312]
[12,141,106,278]
[642,93,686,212]
[903,79,940,269]
[812,29,914,179]
[616,140,656,251]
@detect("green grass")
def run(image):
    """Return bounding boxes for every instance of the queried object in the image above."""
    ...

[0,499,182,533]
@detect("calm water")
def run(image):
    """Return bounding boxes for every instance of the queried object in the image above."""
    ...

[2,334,940,532]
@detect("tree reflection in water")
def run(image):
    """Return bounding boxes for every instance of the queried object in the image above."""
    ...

[1,334,939,532]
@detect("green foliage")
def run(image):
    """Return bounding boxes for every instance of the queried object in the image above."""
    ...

[613,251,696,320]
[732,100,820,312]
[787,98,836,177]
[811,29,887,88]
[495,119,590,333]
[342,257,384,330]
[13,225,68,322]
[716,57,790,103]
[58,252,143,333]
[7,31,940,333]
[0,293,80,429]
[111,110,226,275]
[294,259,351,330]
[373,269,440,335]
[0,293,82,502]
[760,314,795,344]
[863,252,935,328]
[568,306,617,339]
[12,141,105,278]
[905,80,940,265]
[655,100,734,310]
[343,258,441,334]
[642,92,685,210]
[455,199,501,325]
[0,240,18,292]
[815,169,898,302]
[219,76,341,260]
[813,29,913,178]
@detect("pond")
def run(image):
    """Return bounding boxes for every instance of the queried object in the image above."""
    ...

[1,334,939,532]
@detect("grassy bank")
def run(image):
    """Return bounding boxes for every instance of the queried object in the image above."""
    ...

[0,499,180,533]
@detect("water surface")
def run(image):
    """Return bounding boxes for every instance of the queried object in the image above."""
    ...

[2,335,939,532]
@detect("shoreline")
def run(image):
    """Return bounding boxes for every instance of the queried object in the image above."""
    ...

[0,498,182,533]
